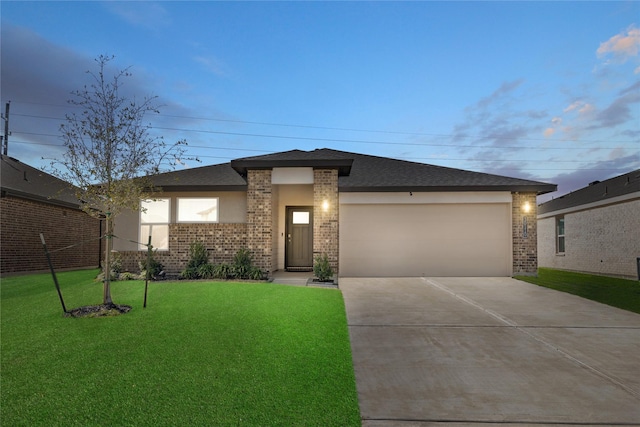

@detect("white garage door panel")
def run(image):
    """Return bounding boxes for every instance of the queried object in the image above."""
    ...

[339,204,511,277]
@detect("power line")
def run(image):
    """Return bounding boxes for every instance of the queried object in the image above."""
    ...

[11,109,638,147]
[9,138,638,169]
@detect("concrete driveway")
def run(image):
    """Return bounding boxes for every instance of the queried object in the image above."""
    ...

[340,277,640,426]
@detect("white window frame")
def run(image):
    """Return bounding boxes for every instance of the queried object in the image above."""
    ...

[556,216,565,254]
[177,197,219,223]
[140,198,170,251]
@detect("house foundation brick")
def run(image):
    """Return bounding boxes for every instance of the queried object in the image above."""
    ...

[313,169,339,274]
[512,192,538,275]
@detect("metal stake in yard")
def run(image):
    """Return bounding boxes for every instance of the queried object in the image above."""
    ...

[143,235,151,308]
[40,233,67,314]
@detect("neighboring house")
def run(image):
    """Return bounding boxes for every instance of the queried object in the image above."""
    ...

[538,169,640,280]
[113,148,555,277]
[0,155,101,275]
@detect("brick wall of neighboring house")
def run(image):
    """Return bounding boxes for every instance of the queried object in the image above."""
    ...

[538,199,640,279]
[0,196,101,275]
[118,223,248,274]
[246,170,273,273]
[512,192,538,275]
[313,169,339,274]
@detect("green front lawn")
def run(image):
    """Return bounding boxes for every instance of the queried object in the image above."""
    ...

[515,268,640,314]
[1,270,360,426]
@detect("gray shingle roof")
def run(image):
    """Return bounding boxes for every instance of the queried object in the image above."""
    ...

[538,169,640,214]
[234,148,556,193]
[151,148,557,194]
[0,155,81,208]
[149,162,247,191]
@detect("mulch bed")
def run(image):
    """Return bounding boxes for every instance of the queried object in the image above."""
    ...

[65,304,132,318]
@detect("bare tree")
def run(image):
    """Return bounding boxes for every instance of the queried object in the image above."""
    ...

[49,55,192,306]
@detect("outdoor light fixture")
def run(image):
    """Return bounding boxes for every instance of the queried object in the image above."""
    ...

[522,201,531,213]
[322,200,329,212]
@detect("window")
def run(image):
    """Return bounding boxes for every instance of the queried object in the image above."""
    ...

[292,211,310,224]
[140,199,170,250]
[177,198,219,223]
[556,216,565,254]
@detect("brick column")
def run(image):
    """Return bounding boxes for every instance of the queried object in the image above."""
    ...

[247,170,272,274]
[313,169,339,274]
[512,192,538,276]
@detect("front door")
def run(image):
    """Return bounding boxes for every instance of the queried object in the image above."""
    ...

[285,206,313,270]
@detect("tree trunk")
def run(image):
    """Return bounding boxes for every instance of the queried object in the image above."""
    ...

[103,213,114,306]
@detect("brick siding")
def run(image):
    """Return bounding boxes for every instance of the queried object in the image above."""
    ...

[0,196,101,275]
[538,199,639,279]
[512,192,538,275]
[313,169,339,274]
[246,170,273,273]
[117,223,248,274]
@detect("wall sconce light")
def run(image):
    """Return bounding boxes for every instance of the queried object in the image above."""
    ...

[522,201,531,213]
[322,200,329,212]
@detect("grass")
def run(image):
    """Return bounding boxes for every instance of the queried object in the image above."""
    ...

[515,268,640,314]
[1,270,361,426]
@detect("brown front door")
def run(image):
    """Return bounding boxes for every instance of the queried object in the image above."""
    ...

[285,206,313,270]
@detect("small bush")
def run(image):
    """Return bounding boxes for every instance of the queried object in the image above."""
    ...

[233,248,253,279]
[197,263,216,280]
[314,253,334,282]
[186,241,209,269]
[181,241,210,279]
[118,272,138,281]
[139,252,164,279]
[248,266,265,281]
[213,263,234,280]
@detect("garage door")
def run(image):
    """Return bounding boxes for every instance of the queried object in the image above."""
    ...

[339,203,511,277]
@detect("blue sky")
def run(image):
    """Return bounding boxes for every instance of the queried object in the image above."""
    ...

[1,1,639,202]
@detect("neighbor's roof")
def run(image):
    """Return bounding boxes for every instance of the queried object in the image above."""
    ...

[152,148,557,194]
[538,169,640,215]
[0,155,81,208]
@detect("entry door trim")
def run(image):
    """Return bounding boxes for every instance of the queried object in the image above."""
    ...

[285,206,314,271]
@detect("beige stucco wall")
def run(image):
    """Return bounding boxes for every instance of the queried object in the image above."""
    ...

[113,191,247,251]
[538,198,640,279]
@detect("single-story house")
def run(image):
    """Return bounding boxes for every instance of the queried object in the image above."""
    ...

[113,148,556,277]
[0,155,101,275]
[538,169,640,280]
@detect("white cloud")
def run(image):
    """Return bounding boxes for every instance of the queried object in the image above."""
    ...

[597,25,640,63]
[563,101,582,113]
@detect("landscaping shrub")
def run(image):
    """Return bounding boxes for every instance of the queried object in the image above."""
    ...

[139,250,165,279]
[181,241,210,279]
[314,253,334,282]
[232,248,253,279]
[213,263,233,280]
[180,244,264,281]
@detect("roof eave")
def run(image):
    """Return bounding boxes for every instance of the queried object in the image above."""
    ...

[152,184,248,192]
[1,188,82,209]
[338,184,557,194]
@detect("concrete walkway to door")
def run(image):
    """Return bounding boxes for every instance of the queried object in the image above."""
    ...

[340,277,640,426]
